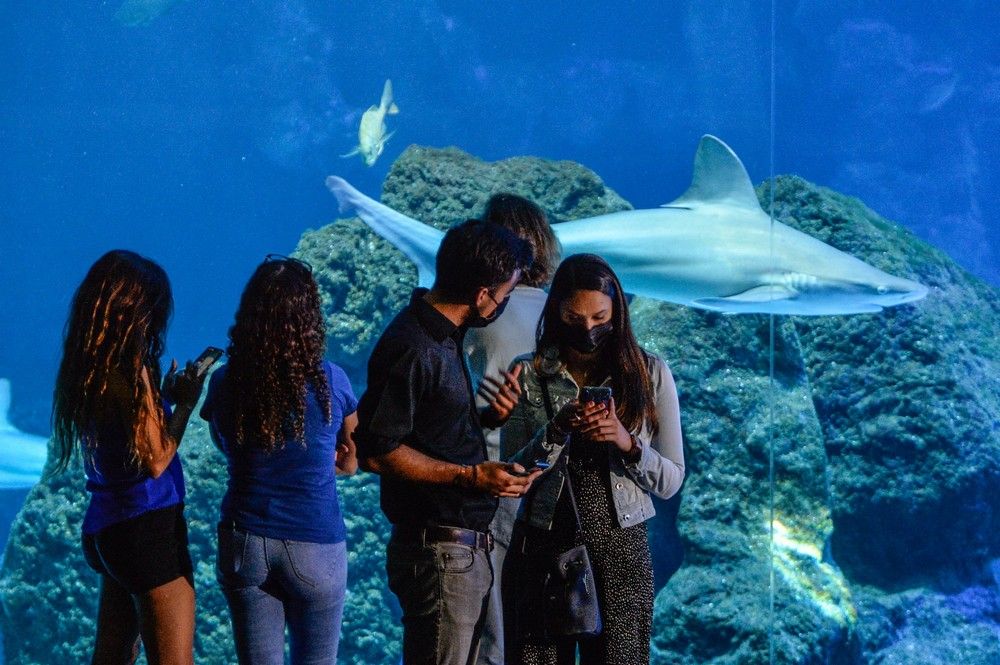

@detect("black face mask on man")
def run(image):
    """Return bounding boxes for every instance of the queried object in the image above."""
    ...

[467,291,510,329]
[563,321,614,354]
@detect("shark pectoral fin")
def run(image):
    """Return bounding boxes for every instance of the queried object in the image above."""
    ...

[386,103,400,115]
[695,285,798,306]
[340,147,361,159]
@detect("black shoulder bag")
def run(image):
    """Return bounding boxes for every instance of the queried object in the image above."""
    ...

[538,377,603,638]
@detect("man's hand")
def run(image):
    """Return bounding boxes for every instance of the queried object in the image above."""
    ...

[471,461,541,498]
[478,364,523,428]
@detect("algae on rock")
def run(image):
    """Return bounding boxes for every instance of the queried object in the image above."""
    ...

[3,152,998,665]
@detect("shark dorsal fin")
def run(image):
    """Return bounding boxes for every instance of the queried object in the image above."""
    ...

[666,135,762,211]
[0,378,12,431]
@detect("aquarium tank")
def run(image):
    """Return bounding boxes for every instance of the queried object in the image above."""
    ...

[1,1,998,663]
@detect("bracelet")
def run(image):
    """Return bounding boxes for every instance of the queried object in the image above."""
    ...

[455,464,470,488]
[455,464,479,489]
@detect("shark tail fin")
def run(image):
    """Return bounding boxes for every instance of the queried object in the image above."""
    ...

[666,135,762,212]
[0,378,11,430]
[324,176,443,287]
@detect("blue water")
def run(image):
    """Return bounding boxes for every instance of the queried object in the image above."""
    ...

[1,3,999,664]
[1,1,997,454]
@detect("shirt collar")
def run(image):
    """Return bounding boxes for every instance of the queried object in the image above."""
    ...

[410,288,460,343]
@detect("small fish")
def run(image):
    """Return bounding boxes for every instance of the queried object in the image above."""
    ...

[342,79,399,167]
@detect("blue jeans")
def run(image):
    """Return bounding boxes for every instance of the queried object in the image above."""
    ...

[216,525,348,665]
[386,531,494,665]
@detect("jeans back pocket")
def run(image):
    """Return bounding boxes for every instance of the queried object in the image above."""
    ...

[216,524,262,589]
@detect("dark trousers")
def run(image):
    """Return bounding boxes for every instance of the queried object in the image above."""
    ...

[386,531,494,665]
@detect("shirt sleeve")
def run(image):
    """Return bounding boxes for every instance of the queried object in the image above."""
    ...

[624,355,685,500]
[198,368,221,423]
[326,361,359,415]
[353,346,425,460]
[198,369,226,451]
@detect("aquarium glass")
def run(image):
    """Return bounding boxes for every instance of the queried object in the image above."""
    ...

[0,2,997,664]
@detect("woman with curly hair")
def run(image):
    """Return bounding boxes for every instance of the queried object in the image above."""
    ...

[53,249,206,665]
[200,255,358,665]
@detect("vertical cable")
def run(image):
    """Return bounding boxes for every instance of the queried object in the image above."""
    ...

[767,0,778,663]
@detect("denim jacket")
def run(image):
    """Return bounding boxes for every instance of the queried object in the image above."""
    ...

[501,350,685,530]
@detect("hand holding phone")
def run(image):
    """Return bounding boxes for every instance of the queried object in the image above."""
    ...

[191,346,224,377]
[579,385,612,407]
[163,346,223,407]
[511,460,550,476]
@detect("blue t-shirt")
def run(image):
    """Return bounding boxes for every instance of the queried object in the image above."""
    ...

[83,402,185,535]
[200,361,357,544]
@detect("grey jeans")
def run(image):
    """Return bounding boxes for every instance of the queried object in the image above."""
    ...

[386,531,494,665]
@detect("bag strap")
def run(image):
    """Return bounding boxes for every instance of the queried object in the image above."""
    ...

[539,376,584,535]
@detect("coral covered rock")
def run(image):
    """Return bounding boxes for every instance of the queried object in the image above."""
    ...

[2,153,997,665]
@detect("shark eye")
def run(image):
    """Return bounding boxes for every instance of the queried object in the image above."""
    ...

[877,286,888,295]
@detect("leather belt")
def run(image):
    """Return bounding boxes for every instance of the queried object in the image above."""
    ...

[393,524,494,551]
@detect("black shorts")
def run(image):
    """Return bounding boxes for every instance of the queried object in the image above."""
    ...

[82,503,194,594]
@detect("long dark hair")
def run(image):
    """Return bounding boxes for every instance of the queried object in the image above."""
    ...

[53,250,173,471]
[483,193,560,288]
[221,256,332,452]
[535,253,658,434]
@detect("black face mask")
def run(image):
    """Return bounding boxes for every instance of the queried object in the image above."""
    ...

[467,292,510,329]
[564,321,614,354]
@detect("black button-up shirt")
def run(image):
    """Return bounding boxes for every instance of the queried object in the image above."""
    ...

[354,289,497,532]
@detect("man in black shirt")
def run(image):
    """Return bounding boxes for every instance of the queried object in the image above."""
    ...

[354,219,539,665]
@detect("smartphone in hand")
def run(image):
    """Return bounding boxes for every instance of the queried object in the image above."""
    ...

[579,385,612,406]
[192,346,224,377]
[511,461,550,477]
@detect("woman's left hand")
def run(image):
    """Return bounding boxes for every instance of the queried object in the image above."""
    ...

[576,397,632,453]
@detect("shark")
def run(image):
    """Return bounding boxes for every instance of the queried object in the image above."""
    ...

[0,379,48,490]
[325,135,928,315]
[342,79,400,167]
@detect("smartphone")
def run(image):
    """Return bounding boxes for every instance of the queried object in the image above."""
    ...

[192,346,224,377]
[512,461,550,476]
[579,385,612,406]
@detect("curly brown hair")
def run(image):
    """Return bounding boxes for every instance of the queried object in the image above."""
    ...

[52,250,173,472]
[220,256,332,451]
